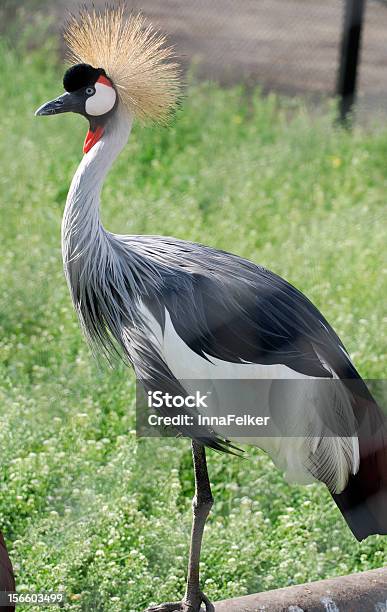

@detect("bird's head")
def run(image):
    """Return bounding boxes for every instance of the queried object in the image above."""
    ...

[36,64,118,153]
[35,7,180,154]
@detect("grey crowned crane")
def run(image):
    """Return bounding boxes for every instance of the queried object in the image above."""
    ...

[35,7,387,612]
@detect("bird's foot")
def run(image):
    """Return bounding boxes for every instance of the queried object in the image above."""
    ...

[144,591,214,612]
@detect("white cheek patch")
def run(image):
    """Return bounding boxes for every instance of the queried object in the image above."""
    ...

[85,82,117,117]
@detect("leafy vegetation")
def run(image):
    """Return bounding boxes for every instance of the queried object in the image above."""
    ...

[0,38,386,611]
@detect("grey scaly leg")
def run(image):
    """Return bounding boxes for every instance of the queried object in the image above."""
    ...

[145,441,214,612]
[183,441,214,611]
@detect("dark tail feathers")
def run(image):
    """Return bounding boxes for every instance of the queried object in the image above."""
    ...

[333,389,387,541]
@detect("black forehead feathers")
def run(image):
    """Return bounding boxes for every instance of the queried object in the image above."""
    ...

[63,64,107,92]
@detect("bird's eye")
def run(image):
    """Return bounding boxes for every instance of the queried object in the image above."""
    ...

[85,87,95,96]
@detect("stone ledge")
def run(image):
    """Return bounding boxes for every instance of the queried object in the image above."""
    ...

[213,567,387,611]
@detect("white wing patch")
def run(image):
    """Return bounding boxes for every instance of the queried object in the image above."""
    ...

[138,302,359,493]
[85,82,116,116]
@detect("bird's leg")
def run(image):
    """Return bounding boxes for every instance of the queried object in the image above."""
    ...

[182,441,214,611]
[144,441,214,612]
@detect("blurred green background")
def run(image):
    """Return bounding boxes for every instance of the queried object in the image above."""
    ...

[0,4,386,611]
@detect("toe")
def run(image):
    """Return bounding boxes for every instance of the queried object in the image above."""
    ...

[144,603,181,612]
[200,592,214,612]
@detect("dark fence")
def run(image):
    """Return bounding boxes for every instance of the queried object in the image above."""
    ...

[337,0,366,123]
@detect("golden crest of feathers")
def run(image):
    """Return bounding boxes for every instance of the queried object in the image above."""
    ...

[64,5,180,123]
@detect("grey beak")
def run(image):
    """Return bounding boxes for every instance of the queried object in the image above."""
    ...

[35,92,81,116]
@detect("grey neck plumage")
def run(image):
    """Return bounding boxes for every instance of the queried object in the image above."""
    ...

[62,105,133,266]
[61,106,136,358]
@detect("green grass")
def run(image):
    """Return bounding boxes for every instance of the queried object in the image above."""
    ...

[0,38,386,611]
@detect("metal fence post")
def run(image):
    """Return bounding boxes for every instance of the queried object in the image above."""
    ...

[337,0,366,124]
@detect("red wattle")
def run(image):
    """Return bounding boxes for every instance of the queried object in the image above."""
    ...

[97,75,113,87]
[83,125,105,154]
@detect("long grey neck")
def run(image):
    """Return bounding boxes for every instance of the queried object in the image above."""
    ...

[62,106,133,267]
